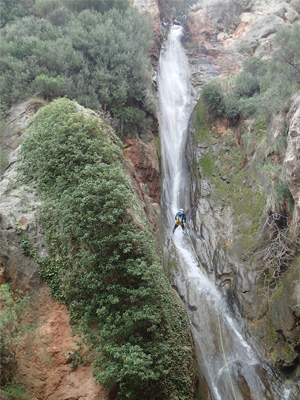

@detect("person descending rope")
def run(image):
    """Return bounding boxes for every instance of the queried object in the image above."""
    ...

[173,208,186,234]
[173,17,181,26]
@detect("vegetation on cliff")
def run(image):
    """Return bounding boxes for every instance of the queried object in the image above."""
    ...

[19,98,195,400]
[201,24,300,122]
[0,284,34,396]
[0,0,154,137]
[194,78,299,376]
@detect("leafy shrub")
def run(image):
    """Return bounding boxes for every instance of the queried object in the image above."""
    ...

[0,5,154,135]
[0,284,35,387]
[234,58,267,98]
[274,180,294,213]
[20,98,194,400]
[1,382,31,400]
[201,81,225,117]
[273,24,300,85]
[234,74,260,98]
[33,74,62,99]
[64,0,130,13]
[223,93,240,121]
[202,24,300,122]
[116,107,153,138]
[0,0,35,28]
[33,0,61,17]
[33,0,70,25]
[237,95,259,118]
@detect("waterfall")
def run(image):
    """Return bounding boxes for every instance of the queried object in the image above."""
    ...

[157,26,295,400]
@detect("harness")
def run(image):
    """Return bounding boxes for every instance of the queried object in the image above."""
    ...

[175,212,184,225]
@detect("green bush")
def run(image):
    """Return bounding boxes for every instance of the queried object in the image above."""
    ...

[0,5,154,134]
[64,0,130,13]
[0,284,35,387]
[274,180,294,213]
[234,74,260,98]
[201,28,300,121]
[0,0,34,28]
[223,93,240,121]
[116,107,153,138]
[201,81,225,117]
[33,0,61,17]
[237,96,259,118]
[234,58,267,98]
[1,382,31,400]
[33,74,62,99]
[273,24,300,85]
[20,98,194,400]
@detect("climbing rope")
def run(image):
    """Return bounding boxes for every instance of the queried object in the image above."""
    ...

[169,24,238,400]
[185,226,237,400]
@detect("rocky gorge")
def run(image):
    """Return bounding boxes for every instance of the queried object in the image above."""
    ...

[0,0,300,399]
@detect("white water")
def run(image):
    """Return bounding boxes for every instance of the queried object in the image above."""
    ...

[158,26,291,400]
[158,26,193,223]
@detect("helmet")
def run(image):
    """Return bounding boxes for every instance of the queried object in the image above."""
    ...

[180,208,184,212]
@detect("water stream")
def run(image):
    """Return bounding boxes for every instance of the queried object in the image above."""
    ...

[157,26,295,400]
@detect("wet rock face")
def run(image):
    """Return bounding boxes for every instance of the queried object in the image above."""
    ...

[284,92,300,240]
[0,102,111,400]
[186,93,300,371]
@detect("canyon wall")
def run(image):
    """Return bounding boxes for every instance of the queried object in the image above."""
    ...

[183,0,300,387]
[0,101,114,400]
[1,1,299,398]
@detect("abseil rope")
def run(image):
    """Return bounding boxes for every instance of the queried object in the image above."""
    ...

[185,226,237,400]
[170,25,237,400]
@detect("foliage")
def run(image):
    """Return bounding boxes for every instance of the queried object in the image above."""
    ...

[273,24,300,84]
[33,74,62,99]
[158,0,196,20]
[0,148,9,175]
[1,382,31,400]
[233,58,266,98]
[0,3,155,136]
[33,0,70,25]
[0,284,33,356]
[64,0,130,13]
[116,107,154,138]
[192,99,211,144]
[223,93,240,121]
[274,180,294,214]
[0,0,35,28]
[201,25,300,122]
[0,283,35,388]
[19,98,194,399]
[201,82,225,117]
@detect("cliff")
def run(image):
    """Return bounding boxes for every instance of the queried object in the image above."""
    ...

[1,0,300,399]
[0,100,112,399]
[0,98,198,400]
[182,0,300,391]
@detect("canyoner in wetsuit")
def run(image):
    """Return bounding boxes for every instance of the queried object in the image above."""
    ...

[173,17,181,26]
[172,208,186,234]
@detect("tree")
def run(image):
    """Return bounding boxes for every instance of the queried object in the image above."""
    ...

[273,24,300,84]
[0,6,155,131]
[0,0,34,27]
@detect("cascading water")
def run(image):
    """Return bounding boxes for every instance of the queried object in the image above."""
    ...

[157,26,296,400]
